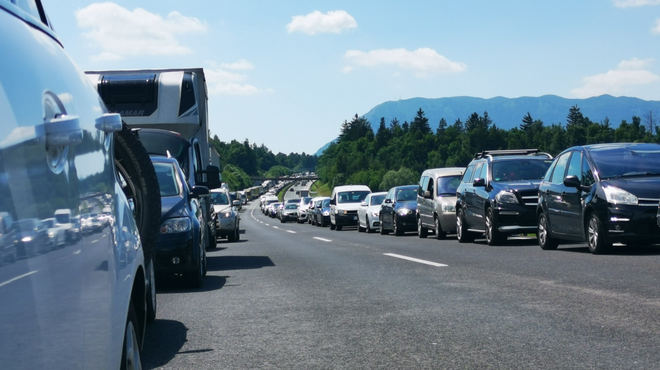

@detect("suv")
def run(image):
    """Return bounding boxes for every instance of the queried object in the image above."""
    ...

[456,149,553,245]
[537,143,660,254]
[417,167,465,239]
[329,185,371,230]
[0,1,161,367]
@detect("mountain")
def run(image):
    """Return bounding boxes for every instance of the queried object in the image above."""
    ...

[315,95,660,156]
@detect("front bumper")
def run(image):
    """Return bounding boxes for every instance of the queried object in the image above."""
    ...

[335,212,358,227]
[604,204,660,244]
[154,232,198,275]
[493,205,538,234]
[395,214,417,232]
[216,218,237,237]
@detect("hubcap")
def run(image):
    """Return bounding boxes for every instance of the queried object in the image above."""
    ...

[588,218,598,248]
[539,217,547,245]
[124,321,142,370]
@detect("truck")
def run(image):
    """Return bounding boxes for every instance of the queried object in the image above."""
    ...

[86,68,222,249]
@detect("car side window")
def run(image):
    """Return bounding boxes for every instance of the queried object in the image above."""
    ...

[550,152,571,184]
[566,151,582,180]
[473,163,486,181]
[462,164,476,184]
[582,156,595,186]
[419,176,429,195]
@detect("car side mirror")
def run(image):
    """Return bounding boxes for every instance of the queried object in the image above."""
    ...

[200,165,222,189]
[360,201,367,207]
[384,199,392,204]
[190,186,210,198]
[330,199,336,205]
[563,175,581,189]
[232,200,241,206]
[423,190,432,199]
[473,178,486,187]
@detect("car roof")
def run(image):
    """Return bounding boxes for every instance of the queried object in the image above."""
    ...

[421,167,465,177]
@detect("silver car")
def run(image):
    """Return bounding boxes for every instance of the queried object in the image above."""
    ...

[417,167,465,239]
[211,188,241,242]
[357,192,387,233]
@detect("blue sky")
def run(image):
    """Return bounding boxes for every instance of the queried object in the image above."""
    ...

[46,0,660,154]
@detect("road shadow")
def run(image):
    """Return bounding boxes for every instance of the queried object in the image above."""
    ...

[142,319,191,369]
[156,275,228,293]
[557,243,660,256]
[471,237,539,247]
[206,255,275,272]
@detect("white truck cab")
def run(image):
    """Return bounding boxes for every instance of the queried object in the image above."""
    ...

[329,185,371,231]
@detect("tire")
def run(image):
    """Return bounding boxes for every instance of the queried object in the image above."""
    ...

[228,228,237,242]
[336,225,343,231]
[485,207,505,246]
[380,218,389,235]
[394,217,403,236]
[207,228,217,250]
[358,222,365,232]
[115,124,161,267]
[330,223,336,230]
[537,213,559,250]
[187,245,204,288]
[456,208,475,243]
[434,216,446,240]
[145,259,157,323]
[120,300,143,370]
[366,217,372,233]
[587,213,611,254]
[418,217,428,238]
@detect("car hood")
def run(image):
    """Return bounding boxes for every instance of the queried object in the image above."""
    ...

[161,195,188,219]
[602,177,660,199]
[335,202,362,211]
[213,204,233,215]
[394,200,418,210]
[494,180,542,192]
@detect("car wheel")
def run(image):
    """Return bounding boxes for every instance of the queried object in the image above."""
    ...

[120,299,143,370]
[358,221,365,232]
[366,217,372,233]
[418,217,428,238]
[228,229,236,242]
[434,216,446,240]
[485,207,505,246]
[587,213,611,254]
[330,222,336,230]
[379,217,389,235]
[145,259,157,323]
[235,225,240,241]
[336,225,343,231]
[456,208,474,243]
[394,219,403,236]
[207,228,217,250]
[187,246,204,288]
[116,124,162,266]
[537,213,559,250]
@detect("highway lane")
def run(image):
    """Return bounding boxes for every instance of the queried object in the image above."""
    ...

[143,200,660,369]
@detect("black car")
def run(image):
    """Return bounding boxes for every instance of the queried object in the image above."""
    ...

[456,149,553,245]
[537,143,660,254]
[151,156,208,287]
[379,185,419,236]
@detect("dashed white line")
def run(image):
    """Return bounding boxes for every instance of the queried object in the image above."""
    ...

[286,230,296,234]
[273,226,279,229]
[383,253,447,267]
[0,270,38,288]
[313,237,332,242]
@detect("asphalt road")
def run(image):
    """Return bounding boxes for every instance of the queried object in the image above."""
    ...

[142,200,660,369]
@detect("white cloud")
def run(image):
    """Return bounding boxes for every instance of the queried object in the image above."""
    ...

[205,63,270,96]
[343,48,467,77]
[286,10,357,35]
[75,2,207,60]
[613,0,660,8]
[571,58,660,98]
[652,19,660,34]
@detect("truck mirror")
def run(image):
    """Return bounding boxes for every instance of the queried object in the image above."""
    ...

[191,186,210,198]
[202,165,222,189]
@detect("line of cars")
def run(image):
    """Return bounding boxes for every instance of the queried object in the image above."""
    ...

[282,144,660,255]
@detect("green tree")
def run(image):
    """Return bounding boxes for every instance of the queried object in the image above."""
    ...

[378,167,419,191]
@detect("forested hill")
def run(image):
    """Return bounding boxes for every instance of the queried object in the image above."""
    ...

[364,95,660,132]
[316,95,660,155]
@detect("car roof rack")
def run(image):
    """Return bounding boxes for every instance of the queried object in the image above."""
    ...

[473,149,553,160]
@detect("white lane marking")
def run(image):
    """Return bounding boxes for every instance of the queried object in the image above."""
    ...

[0,270,38,288]
[273,226,279,229]
[286,230,296,234]
[265,224,270,226]
[314,237,332,242]
[383,253,448,267]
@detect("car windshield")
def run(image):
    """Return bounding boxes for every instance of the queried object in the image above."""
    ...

[153,162,180,196]
[337,191,370,204]
[42,219,55,228]
[492,160,552,182]
[437,175,462,196]
[322,199,331,208]
[589,146,660,179]
[16,219,37,232]
[395,188,417,201]
[285,204,298,210]
[370,194,385,205]
[212,192,229,205]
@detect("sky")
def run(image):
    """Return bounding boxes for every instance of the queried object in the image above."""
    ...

[45,0,660,155]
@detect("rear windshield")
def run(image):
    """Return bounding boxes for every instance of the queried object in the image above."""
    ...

[589,146,660,179]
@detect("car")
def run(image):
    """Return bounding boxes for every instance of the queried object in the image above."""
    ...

[456,149,553,245]
[297,197,313,223]
[81,212,103,235]
[262,195,279,214]
[357,192,386,233]
[211,188,241,242]
[417,167,465,239]
[0,1,161,366]
[537,143,660,254]
[0,212,17,265]
[329,185,372,230]
[268,202,282,218]
[379,185,419,236]
[13,218,48,258]
[41,217,67,250]
[151,156,208,287]
[280,203,299,223]
[313,197,332,227]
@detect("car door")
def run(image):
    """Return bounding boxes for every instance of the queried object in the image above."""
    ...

[465,162,486,228]
[418,175,432,227]
[459,163,477,227]
[561,151,585,236]
[381,189,395,229]
[543,151,571,235]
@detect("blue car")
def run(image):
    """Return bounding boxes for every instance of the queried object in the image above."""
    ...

[0,1,162,367]
[152,156,208,287]
[379,185,419,236]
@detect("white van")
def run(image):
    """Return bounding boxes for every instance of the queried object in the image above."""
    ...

[329,185,371,230]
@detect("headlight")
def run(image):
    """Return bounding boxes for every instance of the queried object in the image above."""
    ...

[48,231,55,238]
[397,208,413,216]
[323,211,330,216]
[495,191,519,204]
[441,203,456,213]
[160,217,192,233]
[21,236,34,242]
[371,211,380,217]
[219,212,233,219]
[603,186,638,205]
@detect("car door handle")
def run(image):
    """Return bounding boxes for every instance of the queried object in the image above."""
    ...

[45,114,83,147]
[95,113,123,133]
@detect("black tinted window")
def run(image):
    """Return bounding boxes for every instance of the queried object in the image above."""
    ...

[550,153,570,184]
[462,164,475,184]
[566,152,582,179]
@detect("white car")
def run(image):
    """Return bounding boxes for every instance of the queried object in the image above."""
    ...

[41,218,67,249]
[357,192,387,233]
